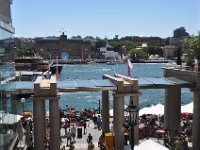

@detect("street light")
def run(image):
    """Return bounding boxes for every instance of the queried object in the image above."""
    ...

[124,103,139,150]
[97,96,101,114]
[21,98,26,112]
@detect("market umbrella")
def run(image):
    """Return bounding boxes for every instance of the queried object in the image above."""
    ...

[136,139,169,150]
[139,103,164,116]
[61,117,69,122]
[181,102,193,113]
[0,112,23,125]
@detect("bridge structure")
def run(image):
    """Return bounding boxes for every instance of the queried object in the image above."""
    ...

[1,68,200,150]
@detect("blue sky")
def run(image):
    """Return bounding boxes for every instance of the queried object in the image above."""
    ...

[12,0,200,38]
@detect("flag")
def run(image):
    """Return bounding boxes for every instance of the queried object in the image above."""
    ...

[128,58,133,77]
[194,59,198,69]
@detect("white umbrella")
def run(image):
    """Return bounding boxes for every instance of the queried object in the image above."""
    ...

[181,102,193,113]
[136,139,169,150]
[109,105,128,117]
[61,117,69,122]
[0,112,23,124]
[139,104,164,116]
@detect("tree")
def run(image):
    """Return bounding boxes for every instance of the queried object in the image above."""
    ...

[129,48,147,59]
[183,32,200,70]
[191,33,200,60]
[144,45,163,56]
[124,43,137,51]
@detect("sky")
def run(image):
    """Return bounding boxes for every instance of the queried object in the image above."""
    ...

[12,0,200,39]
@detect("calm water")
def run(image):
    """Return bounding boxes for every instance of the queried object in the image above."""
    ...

[5,63,193,113]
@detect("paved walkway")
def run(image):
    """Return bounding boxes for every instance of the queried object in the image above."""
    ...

[17,120,193,150]
[60,121,102,150]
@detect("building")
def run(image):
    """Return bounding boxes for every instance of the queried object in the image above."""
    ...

[99,38,118,59]
[173,27,189,38]
[162,45,177,59]
[162,27,190,59]
[35,32,94,60]
[0,0,15,62]
[170,27,190,45]
[0,0,17,149]
[121,36,162,45]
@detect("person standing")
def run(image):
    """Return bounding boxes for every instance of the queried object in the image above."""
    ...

[83,121,87,134]
[71,124,76,143]
[88,142,94,150]
[175,138,183,150]
[87,133,93,143]
[66,129,72,146]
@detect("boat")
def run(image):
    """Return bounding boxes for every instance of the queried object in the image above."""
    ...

[49,60,63,74]
[106,60,125,65]
[15,56,63,74]
[15,56,49,72]
[50,64,63,74]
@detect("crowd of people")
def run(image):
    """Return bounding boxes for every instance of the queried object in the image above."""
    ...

[17,104,193,150]
[137,113,192,150]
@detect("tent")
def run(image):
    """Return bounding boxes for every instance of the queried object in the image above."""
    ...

[0,112,23,125]
[109,105,128,117]
[139,104,164,116]
[181,102,193,113]
[135,139,169,150]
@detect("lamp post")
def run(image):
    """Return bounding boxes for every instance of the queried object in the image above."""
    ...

[124,103,139,150]
[21,98,26,112]
[97,96,101,114]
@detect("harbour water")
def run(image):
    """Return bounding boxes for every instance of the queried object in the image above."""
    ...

[5,63,193,113]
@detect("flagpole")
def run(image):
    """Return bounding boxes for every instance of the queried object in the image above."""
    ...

[128,58,133,77]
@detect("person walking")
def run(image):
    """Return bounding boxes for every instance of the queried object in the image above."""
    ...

[83,121,87,134]
[66,129,72,146]
[71,124,76,143]
[182,138,189,150]
[88,142,94,150]
[175,138,183,150]
[87,133,93,144]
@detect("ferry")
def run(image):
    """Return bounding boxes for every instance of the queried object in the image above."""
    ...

[15,56,62,74]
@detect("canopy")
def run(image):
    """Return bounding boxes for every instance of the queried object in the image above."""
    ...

[135,139,169,150]
[139,102,194,116]
[139,103,164,116]
[181,102,193,113]
[109,105,128,117]
[0,112,22,125]
[61,117,69,122]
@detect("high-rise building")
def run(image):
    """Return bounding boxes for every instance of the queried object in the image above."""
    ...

[0,1,16,149]
[173,27,189,38]
[0,0,15,62]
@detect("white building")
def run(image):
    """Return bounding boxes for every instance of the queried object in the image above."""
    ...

[99,38,118,59]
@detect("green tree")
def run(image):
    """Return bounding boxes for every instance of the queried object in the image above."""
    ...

[129,48,147,59]
[191,33,200,60]
[144,45,163,56]
[124,42,137,51]
[183,32,200,70]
